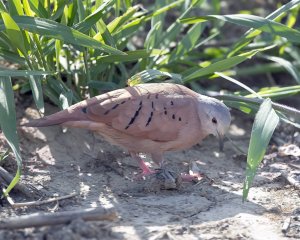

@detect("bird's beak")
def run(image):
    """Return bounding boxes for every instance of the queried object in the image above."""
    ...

[217,131,224,152]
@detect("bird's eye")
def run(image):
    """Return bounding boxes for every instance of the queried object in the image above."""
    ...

[212,117,217,124]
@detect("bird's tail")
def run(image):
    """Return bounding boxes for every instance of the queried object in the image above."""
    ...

[22,107,88,128]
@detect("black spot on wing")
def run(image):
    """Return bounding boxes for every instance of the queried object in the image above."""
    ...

[125,101,143,129]
[112,103,119,109]
[172,114,175,119]
[82,107,87,113]
[145,111,153,127]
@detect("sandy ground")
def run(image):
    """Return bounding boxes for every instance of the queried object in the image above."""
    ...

[0,103,299,240]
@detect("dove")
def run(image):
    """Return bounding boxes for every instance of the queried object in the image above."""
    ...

[24,83,231,180]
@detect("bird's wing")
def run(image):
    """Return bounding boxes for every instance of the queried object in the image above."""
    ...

[83,85,200,142]
[24,83,200,142]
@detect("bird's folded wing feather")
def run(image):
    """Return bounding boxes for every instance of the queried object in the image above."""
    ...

[84,90,198,142]
[24,83,200,143]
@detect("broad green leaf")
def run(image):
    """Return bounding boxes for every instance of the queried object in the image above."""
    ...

[128,69,182,86]
[243,99,279,200]
[0,76,22,196]
[0,16,125,55]
[181,14,300,44]
[0,11,27,56]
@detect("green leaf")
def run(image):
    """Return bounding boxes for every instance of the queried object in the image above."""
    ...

[183,50,257,82]
[117,0,184,35]
[243,99,279,200]
[28,0,49,18]
[0,11,27,56]
[262,55,300,84]
[246,85,300,99]
[145,21,161,51]
[73,0,114,33]
[215,94,300,123]
[168,23,204,63]
[95,49,150,63]
[29,75,44,114]
[107,5,139,34]
[0,76,22,197]
[183,45,275,82]
[181,14,300,44]
[94,19,117,47]
[0,69,52,76]
[0,48,26,64]
[59,90,73,110]
[128,69,182,86]
[228,0,300,57]
[0,16,125,55]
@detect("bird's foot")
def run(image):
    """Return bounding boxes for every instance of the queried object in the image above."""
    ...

[180,172,204,182]
[142,168,182,191]
[134,169,157,180]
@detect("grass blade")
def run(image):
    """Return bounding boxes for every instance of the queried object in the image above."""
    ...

[168,23,204,63]
[262,55,300,84]
[0,76,22,197]
[183,48,270,82]
[181,14,300,44]
[128,69,182,86]
[73,0,115,33]
[29,75,44,114]
[0,16,125,55]
[95,49,150,63]
[0,69,52,76]
[228,0,300,57]
[243,99,279,200]
[0,11,27,56]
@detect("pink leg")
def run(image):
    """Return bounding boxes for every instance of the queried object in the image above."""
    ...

[151,153,164,167]
[130,153,155,177]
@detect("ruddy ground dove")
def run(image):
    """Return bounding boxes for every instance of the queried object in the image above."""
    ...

[24,83,231,180]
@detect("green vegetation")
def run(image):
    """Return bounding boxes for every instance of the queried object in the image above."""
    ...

[0,0,299,200]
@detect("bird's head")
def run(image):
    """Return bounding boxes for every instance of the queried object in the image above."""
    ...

[197,96,231,151]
